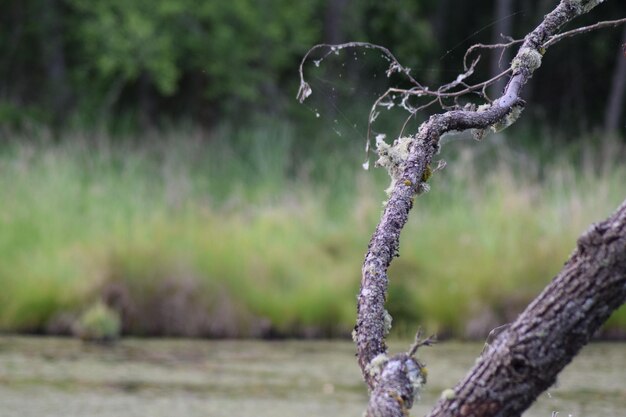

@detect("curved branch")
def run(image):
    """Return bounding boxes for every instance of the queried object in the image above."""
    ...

[297,41,424,103]
[463,39,523,71]
[354,1,618,416]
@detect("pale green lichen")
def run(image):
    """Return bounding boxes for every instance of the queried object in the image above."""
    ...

[407,359,427,400]
[511,48,542,73]
[472,104,524,139]
[568,0,605,14]
[472,128,488,141]
[375,135,413,195]
[365,353,389,378]
[441,388,456,400]
[491,104,524,132]
[471,103,492,140]
[383,309,393,336]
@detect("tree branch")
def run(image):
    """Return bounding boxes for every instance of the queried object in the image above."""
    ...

[351,1,623,416]
[426,199,626,417]
[298,2,624,416]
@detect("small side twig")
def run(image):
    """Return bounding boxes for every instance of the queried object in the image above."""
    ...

[408,328,437,357]
[463,39,523,71]
[543,17,626,49]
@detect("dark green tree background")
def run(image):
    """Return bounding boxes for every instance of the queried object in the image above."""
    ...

[0,0,624,134]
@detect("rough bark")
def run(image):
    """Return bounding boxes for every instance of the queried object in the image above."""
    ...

[426,200,626,417]
[354,1,621,416]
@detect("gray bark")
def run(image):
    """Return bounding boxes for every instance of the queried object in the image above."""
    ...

[426,200,626,417]
[604,26,626,134]
[354,2,622,416]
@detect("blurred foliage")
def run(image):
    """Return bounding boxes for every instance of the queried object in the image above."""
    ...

[1,0,622,132]
[70,0,182,95]
[74,302,121,342]
[0,128,624,338]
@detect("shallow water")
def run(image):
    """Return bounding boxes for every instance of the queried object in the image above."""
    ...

[0,337,623,417]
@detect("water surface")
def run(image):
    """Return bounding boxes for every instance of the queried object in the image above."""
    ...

[0,337,623,416]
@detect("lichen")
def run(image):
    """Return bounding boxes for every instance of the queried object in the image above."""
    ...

[406,358,427,400]
[383,309,393,336]
[511,48,542,73]
[421,164,433,182]
[472,128,488,141]
[491,104,524,132]
[568,0,605,14]
[472,104,524,140]
[365,353,389,378]
[441,388,456,400]
[375,135,413,195]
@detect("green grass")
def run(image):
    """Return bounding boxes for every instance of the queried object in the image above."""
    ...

[0,125,624,338]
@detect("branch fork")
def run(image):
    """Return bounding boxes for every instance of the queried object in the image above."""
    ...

[297,1,626,416]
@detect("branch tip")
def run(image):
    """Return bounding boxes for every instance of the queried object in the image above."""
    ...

[409,329,437,357]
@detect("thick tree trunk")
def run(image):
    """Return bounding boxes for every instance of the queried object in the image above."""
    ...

[354,2,623,417]
[426,200,626,417]
[604,26,626,135]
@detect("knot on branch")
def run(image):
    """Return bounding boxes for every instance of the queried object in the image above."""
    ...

[578,223,606,249]
[366,354,428,417]
[376,135,432,197]
[511,48,543,75]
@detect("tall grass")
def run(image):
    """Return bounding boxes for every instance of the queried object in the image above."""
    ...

[0,125,624,338]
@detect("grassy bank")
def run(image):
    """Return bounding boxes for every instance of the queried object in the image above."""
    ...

[0,125,624,338]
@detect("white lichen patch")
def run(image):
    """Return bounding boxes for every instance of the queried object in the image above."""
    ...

[472,104,524,140]
[582,0,605,13]
[406,359,427,400]
[491,104,524,132]
[375,135,413,195]
[441,388,456,400]
[511,48,542,73]
[472,128,488,141]
[568,0,605,14]
[383,309,393,336]
[365,353,389,378]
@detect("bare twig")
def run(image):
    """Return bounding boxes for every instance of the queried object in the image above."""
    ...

[365,67,512,147]
[543,17,626,48]
[463,39,523,71]
[408,328,437,357]
[297,41,424,103]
